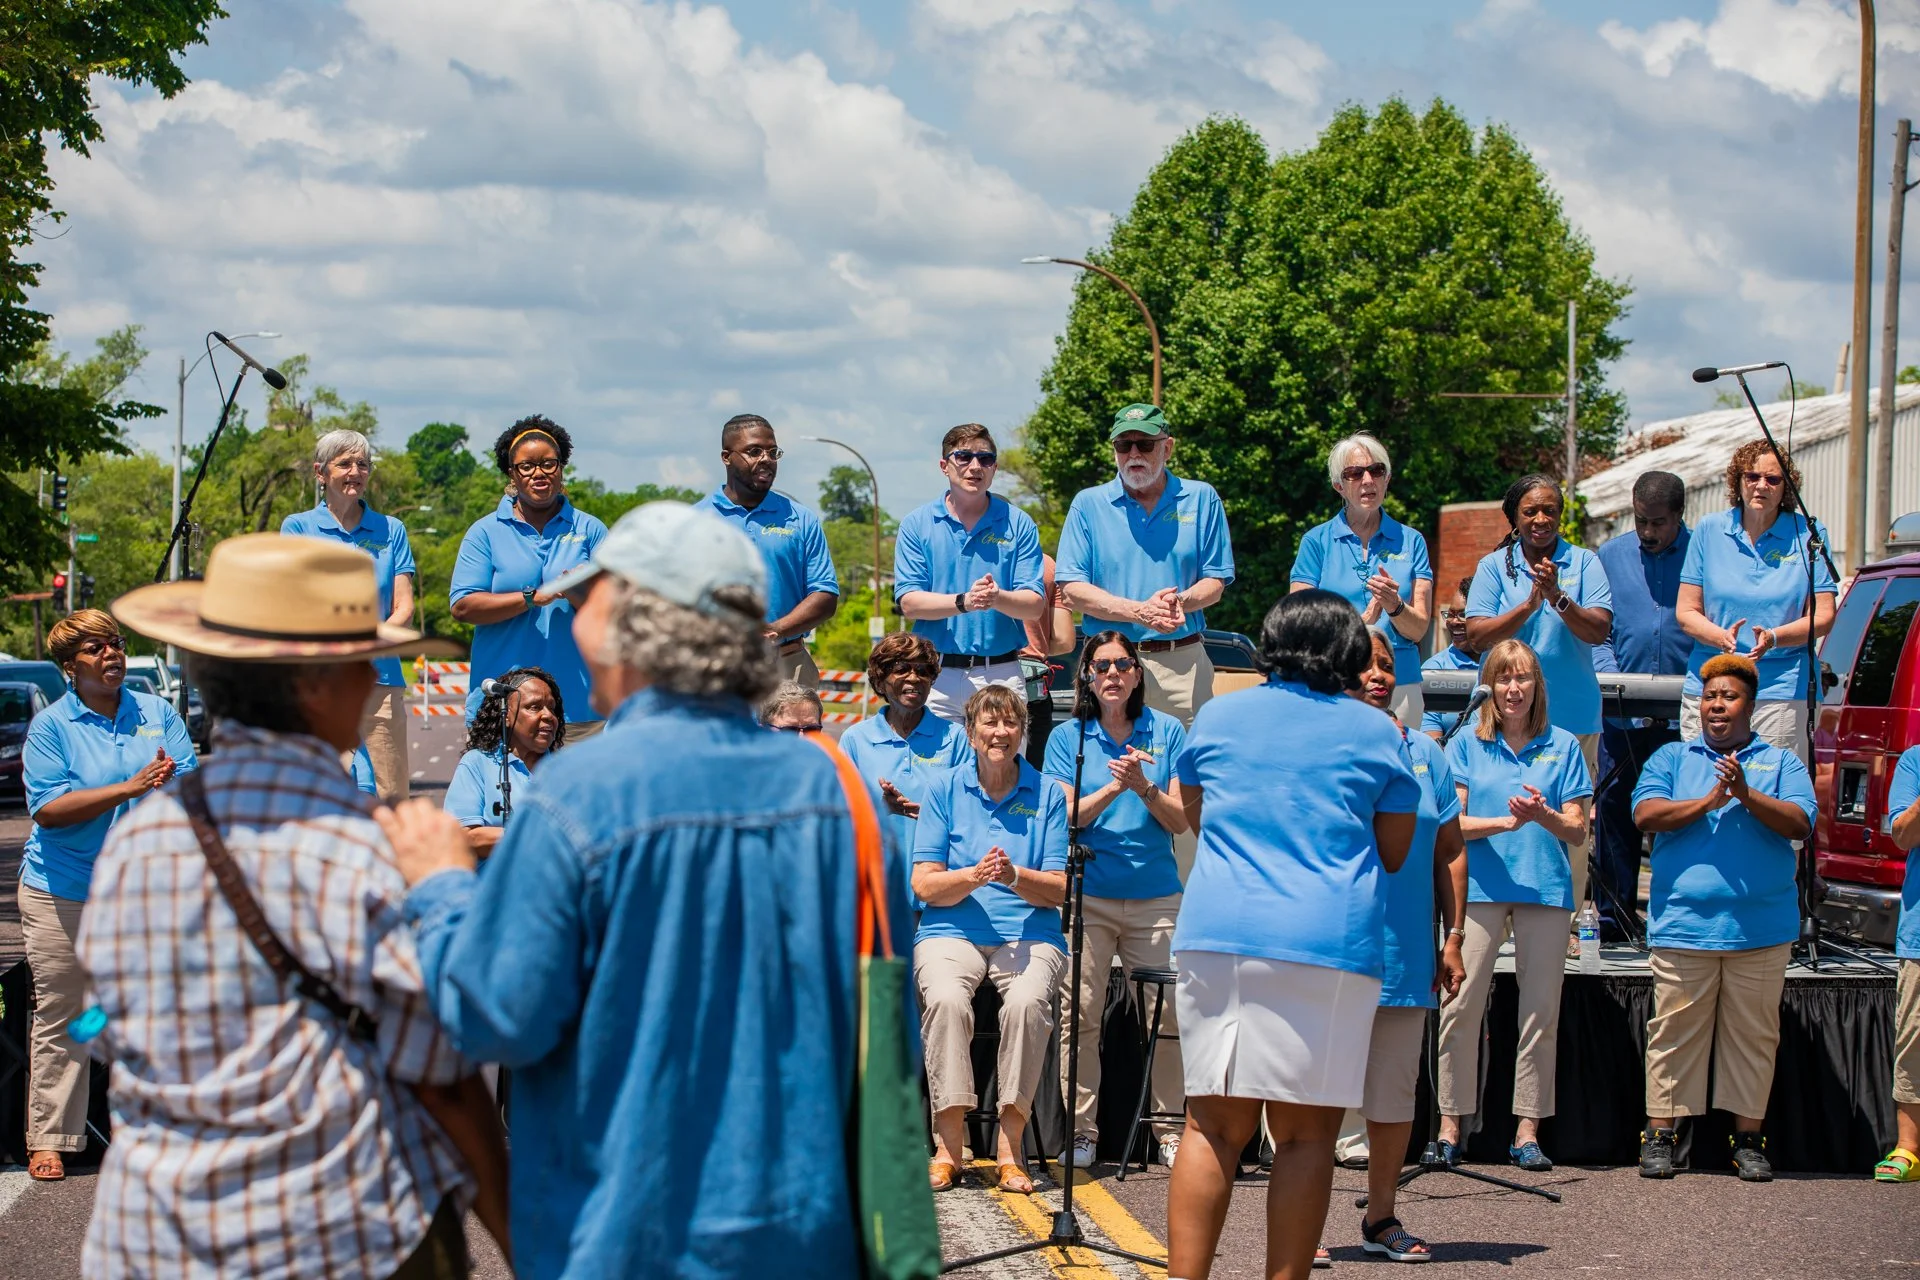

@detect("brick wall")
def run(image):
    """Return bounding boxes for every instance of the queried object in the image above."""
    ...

[1434,501,1510,645]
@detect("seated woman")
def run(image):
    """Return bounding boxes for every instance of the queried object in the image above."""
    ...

[1437,638,1591,1173]
[444,665,564,855]
[913,684,1069,1196]
[1883,743,1920,1182]
[1046,630,1188,1172]
[1631,654,1815,1183]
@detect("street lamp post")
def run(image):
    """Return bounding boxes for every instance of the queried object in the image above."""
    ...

[175,331,279,580]
[802,435,884,712]
[1022,256,1163,408]
[1846,0,1876,573]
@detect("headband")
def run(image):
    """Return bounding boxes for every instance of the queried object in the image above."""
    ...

[508,428,558,458]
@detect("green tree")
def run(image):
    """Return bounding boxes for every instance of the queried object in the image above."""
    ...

[1021,104,1630,633]
[408,422,479,490]
[818,465,874,524]
[1898,364,1919,384]
[1774,379,1827,401]
[565,477,704,527]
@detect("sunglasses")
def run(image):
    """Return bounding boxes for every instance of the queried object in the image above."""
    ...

[1089,657,1138,675]
[947,449,998,468]
[1341,463,1388,482]
[80,635,128,656]
[729,445,783,462]
[1113,437,1161,455]
[771,722,822,734]
[885,661,938,679]
[1741,471,1784,488]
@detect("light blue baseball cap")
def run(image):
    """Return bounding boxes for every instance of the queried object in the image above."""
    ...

[545,500,766,614]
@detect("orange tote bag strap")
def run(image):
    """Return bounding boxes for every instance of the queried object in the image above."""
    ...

[806,735,893,960]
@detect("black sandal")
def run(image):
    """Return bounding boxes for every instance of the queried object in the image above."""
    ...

[1361,1215,1432,1263]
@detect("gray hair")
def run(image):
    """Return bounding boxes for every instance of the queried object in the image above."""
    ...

[759,680,822,725]
[314,429,373,472]
[604,579,777,703]
[1326,433,1392,488]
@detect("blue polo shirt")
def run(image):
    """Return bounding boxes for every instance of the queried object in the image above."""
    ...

[1043,708,1187,901]
[1592,526,1691,678]
[450,497,608,723]
[840,707,974,892]
[1466,538,1613,734]
[444,747,536,828]
[280,501,417,686]
[1419,645,1483,738]
[349,743,378,797]
[893,494,1044,657]
[1290,511,1433,685]
[1883,745,1920,960]
[1445,724,1593,910]
[1679,508,1837,701]
[1383,727,1460,1008]
[1633,736,1816,950]
[703,488,839,642]
[1054,475,1235,643]
[1173,679,1419,979]
[913,758,1068,949]
[22,688,198,901]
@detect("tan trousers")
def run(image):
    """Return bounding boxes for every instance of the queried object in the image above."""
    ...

[1060,894,1184,1142]
[1144,643,1212,881]
[1644,943,1791,1120]
[1436,901,1570,1119]
[916,937,1067,1116]
[358,684,411,804]
[1896,960,1920,1106]
[19,884,90,1152]
[1680,695,1809,765]
[773,645,821,690]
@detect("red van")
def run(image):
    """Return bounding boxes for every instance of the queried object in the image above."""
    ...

[1813,545,1920,947]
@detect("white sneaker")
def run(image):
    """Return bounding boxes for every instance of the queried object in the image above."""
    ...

[1159,1134,1182,1169]
[1064,1134,1097,1168]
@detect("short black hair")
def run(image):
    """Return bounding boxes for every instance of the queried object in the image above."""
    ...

[1632,470,1686,514]
[492,415,573,475]
[1256,590,1370,695]
[185,655,312,735]
[721,414,774,449]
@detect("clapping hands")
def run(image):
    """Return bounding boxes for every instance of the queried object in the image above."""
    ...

[1364,570,1403,618]
[973,846,1015,887]
[966,574,1001,614]
[1713,754,1751,805]
[1507,784,1552,829]
[1108,747,1153,795]
[128,747,177,796]
[1136,588,1184,634]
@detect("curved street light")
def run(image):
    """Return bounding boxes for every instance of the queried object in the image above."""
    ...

[174,331,280,581]
[1023,256,1163,408]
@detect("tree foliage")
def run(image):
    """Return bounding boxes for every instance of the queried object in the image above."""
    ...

[1021,103,1631,633]
[818,465,875,524]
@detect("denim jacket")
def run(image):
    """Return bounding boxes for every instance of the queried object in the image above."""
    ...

[405,687,910,1279]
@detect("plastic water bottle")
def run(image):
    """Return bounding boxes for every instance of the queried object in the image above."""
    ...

[1576,904,1602,975]
[68,1005,108,1045]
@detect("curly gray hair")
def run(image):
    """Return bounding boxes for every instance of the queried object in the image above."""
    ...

[605,579,777,703]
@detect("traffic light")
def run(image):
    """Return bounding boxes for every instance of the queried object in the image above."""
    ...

[50,473,69,516]
[78,574,96,610]
[51,571,69,613]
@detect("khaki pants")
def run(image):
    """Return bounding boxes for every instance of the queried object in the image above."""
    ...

[1059,894,1183,1143]
[19,883,90,1152]
[773,645,821,690]
[1436,901,1570,1119]
[1144,643,1212,881]
[359,683,411,804]
[1362,1006,1430,1126]
[1896,960,1920,1106]
[1680,695,1809,765]
[916,937,1067,1116]
[1645,943,1791,1120]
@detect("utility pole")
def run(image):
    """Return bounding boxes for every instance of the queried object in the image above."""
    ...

[1565,299,1579,502]
[1846,0,1876,573]
[1874,116,1915,565]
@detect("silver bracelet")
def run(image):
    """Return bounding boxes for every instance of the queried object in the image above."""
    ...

[1008,863,1021,888]
[1447,926,1468,940]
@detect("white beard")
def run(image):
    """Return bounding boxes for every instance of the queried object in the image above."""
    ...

[1120,459,1166,492]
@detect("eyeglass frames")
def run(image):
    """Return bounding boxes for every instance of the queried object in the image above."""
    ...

[512,458,561,477]
[946,449,998,468]
[1741,470,1784,488]
[1088,657,1138,675]
[884,661,938,680]
[728,445,784,462]
[1341,463,1388,482]
[78,635,127,656]
[1113,438,1161,455]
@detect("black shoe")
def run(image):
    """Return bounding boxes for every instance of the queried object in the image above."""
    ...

[1731,1132,1773,1182]
[1639,1126,1676,1179]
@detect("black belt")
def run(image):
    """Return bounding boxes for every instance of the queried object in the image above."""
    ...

[940,650,1023,670]
[1138,633,1202,654]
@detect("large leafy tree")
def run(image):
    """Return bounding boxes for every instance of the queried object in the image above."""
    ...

[1,1,226,593]
[1022,103,1630,634]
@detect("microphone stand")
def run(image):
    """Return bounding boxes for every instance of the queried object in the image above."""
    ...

[156,351,251,584]
[1588,688,1650,953]
[941,703,1162,1274]
[1727,374,1891,975]
[491,688,519,825]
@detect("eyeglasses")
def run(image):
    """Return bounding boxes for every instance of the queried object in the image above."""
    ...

[1341,463,1388,482]
[1741,471,1784,488]
[885,661,938,679]
[1113,438,1160,455]
[1089,657,1138,675]
[512,458,561,477]
[770,722,822,734]
[946,449,998,468]
[79,635,127,656]
[729,445,783,462]
[1440,607,1466,623]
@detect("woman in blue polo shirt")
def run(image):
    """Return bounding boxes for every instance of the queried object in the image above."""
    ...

[1675,439,1835,761]
[1437,638,1592,1173]
[19,610,195,1182]
[449,416,608,738]
[444,665,563,857]
[1882,744,1920,1182]
[1630,655,1814,1183]
[1290,433,1434,725]
[913,684,1068,1196]
[1165,591,1418,1280]
[1045,630,1188,1172]
[281,429,417,802]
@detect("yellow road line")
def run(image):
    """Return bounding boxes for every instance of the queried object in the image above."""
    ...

[967,1160,1169,1278]
[1063,1170,1168,1277]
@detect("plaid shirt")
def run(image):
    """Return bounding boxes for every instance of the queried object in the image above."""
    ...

[75,722,471,1279]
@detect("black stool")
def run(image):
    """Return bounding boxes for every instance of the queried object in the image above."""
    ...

[1118,965,1183,1180]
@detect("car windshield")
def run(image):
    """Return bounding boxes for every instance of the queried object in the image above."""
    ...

[0,689,33,725]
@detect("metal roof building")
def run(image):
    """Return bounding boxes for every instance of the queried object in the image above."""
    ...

[1582,386,1920,567]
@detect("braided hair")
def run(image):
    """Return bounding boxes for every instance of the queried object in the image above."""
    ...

[465,666,567,755]
[1498,473,1564,582]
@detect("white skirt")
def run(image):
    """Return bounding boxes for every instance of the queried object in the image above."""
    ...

[1175,951,1382,1107]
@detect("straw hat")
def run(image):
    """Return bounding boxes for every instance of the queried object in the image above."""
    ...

[114,533,463,662]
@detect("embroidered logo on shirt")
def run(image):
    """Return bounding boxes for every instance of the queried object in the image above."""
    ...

[1412,763,1430,776]
[136,725,163,739]
[758,526,796,539]
[978,532,1015,548]
[1005,802,1040,817]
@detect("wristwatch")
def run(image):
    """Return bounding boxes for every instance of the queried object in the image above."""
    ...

[1447,926,1468,941]
[522,585,537,610]
[1388,599,1405,618]
[1551,592,1571,614]
[954,592,969,614]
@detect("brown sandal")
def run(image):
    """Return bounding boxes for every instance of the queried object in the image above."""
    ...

[28,1150,65,1181]
[997,1162,1035,1194]
[928,1159,960,1192]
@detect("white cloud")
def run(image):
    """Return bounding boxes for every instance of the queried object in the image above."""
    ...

[1600,0,1920,103]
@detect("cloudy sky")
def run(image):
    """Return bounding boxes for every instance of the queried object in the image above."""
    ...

[34,0,1920,514]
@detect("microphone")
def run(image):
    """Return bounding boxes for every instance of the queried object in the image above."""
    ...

[1460,683,1492,720]
[212,331,288,390]
[480,678,497,697]
[1691,361,1786,383]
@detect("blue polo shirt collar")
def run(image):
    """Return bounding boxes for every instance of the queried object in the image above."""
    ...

[494,494,579,532]
[1102,473,1187,516]
[311,499,370,535]
[960,757,1040,807]
[1495,728,1559,764]
[61,688,132,729]
[1330,508,1401,545]
[935,493,1011,536]
[1684,734,1767,762]
[873,707,945,749]
[708,487,785,519]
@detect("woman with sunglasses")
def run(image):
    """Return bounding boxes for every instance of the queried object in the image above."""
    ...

[18,609,196,1182]
[1673,440,1835,760]
[1290,434,1434,725]
[450,415,610,740]
[1046,631,1189,1173]
[445,664,565,856]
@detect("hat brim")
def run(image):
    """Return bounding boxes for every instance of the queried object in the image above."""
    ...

[1108,423,1170,442]
[113,581,465,663]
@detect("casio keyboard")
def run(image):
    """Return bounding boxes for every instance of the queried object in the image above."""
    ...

[1420,669,1684,721]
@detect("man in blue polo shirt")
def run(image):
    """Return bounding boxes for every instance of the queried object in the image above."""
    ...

[1421,577,1485,740]
[1056,404,1234,727]
[703,413,839,688]
[1591,470,1691,942]
[894,424,1045,723]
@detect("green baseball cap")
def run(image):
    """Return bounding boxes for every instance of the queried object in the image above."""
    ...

[1108,403,1170,441]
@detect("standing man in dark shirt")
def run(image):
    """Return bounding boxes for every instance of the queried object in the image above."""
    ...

[1592,471,1691,942]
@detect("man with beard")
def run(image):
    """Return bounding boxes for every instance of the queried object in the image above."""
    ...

[704,413,840,688]
[1055,404,1235,727]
